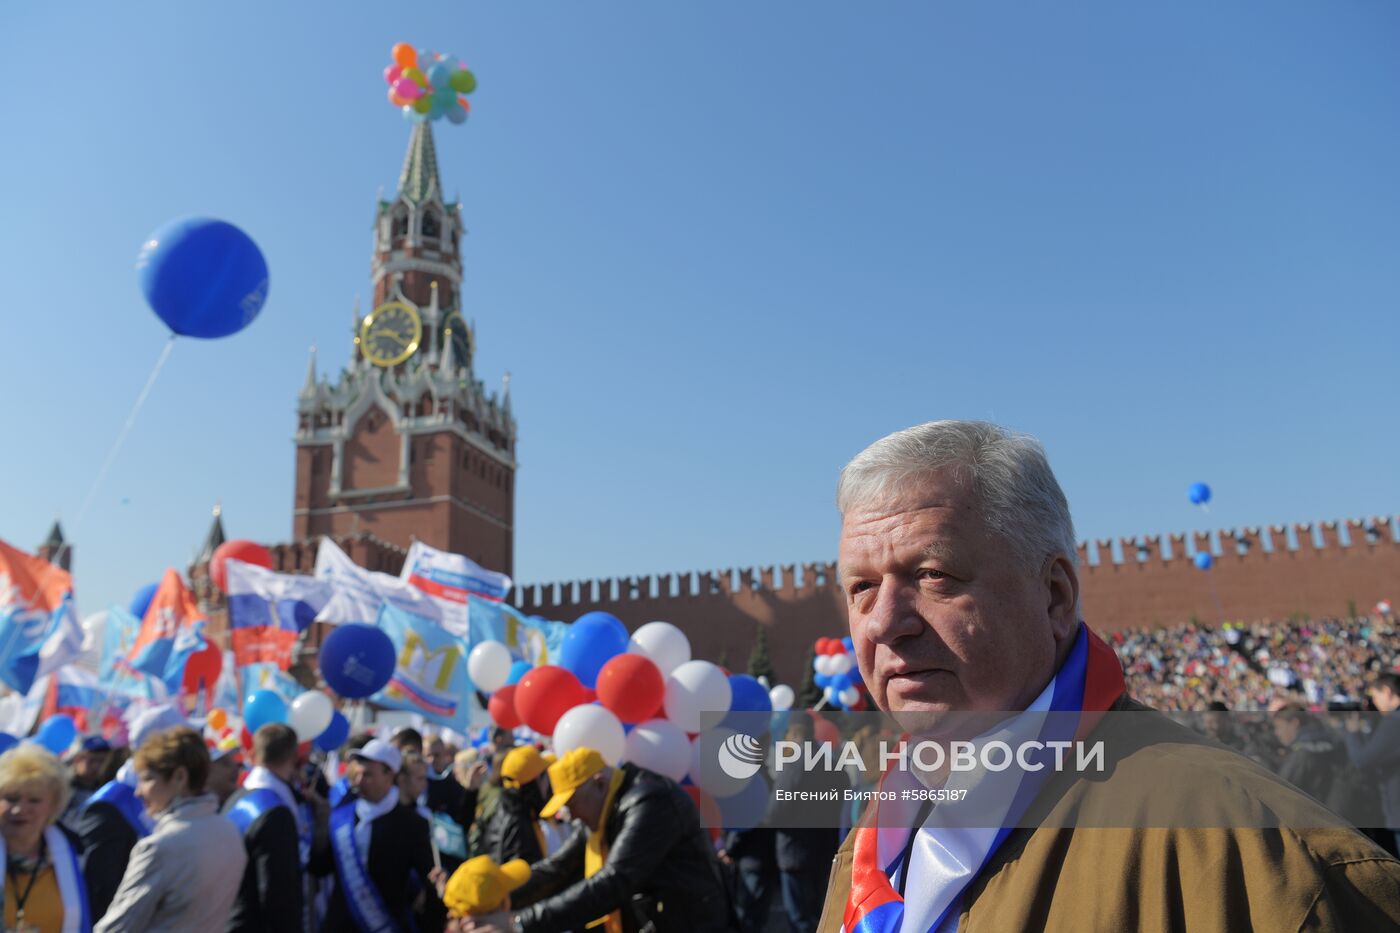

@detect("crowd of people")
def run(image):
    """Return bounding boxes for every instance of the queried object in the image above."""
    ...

[0,610,1395,931]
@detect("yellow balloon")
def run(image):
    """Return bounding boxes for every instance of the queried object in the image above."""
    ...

[404,67,427,87]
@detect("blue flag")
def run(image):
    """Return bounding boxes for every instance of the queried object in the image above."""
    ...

[373,603,474,732]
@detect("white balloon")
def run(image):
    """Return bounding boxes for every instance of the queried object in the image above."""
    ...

[830,654,853,675]
[768,684,795,712]
[838,686,860,708]
[621,718,689,782]
[287,691,333,741]
[467,641,513,694]
[628,621,691,676]
[663,660,732,733]
[552,704,625,765]
[814,655,833,677]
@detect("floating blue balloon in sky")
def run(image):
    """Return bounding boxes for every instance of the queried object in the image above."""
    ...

[1188,482,1212,506]
[137,218,269,338]
[319,623,396,698]
[1194,552,1214,571]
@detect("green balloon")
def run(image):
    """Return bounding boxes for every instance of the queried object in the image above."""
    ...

[449,69,477,94]
[413,96,432,114]
[434,85,456,104]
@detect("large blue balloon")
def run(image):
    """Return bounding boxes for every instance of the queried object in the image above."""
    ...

[244,690,288,732]
[33,715,77,755]
[1188,482,1212,506]
[314,710,350,752]
[137,217,269,338]
[1194,552,1214,571]
[560,612,630,689]
[0,734,17,755]
[724,674,774,729]
[319,623,396,698]
[129,582,159,621]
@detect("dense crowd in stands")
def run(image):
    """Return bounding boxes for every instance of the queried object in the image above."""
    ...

[1115,614,1400,710]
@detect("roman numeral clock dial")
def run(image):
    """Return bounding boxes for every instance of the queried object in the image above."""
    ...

[358,301,423,367]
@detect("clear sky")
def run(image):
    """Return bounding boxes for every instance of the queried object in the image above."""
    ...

[2,1,1397,618]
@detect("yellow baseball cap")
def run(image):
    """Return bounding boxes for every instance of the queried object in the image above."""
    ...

[443,856,531,916]
[539,747,606,819]
[501,746,547,788]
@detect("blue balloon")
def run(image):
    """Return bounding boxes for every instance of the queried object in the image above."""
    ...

[1194,552,1214,571]
[814,673,832,689]
[244,690,288,732]
[841,636,854,652]
[137,218,269,338]
[0,734,17,755]
[1188,482,1212,506]
[723,675,773,729]
[719,772,772,832]
[34,715,77,755]
[506,659,532,686]
[446,105,468,125]
[560,612,630,689]
[314,710,350,752]
[319,623,396,698]
[129,582,159,621]
[428,62,454,88]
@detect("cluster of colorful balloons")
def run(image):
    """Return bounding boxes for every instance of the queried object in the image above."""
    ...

[384,43,477,125]
[812,637,867,710]
[469,615,800,834]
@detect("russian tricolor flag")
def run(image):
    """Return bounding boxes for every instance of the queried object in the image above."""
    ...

[225,560,330,669]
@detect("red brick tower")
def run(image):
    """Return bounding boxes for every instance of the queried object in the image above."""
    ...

[292,123,517,574]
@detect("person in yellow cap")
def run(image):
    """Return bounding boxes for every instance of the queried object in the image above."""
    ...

[481,746,551,866]
[456,747,732,933]
[444,855,532,917]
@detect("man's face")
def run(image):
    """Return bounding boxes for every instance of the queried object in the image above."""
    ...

[427,738,451,772]
[350,758,396,803]
[566,772,609,831]
[398,759,428,802]
[1272,718,1301,747]
[71,751,105,783]
[839,469,1078,716]
[206,754,242,803]
[1369,685,1400,713]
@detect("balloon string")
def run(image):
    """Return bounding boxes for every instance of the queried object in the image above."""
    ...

[42,336,178,586]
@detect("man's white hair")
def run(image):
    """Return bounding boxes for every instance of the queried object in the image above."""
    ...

[837,420,1077,569]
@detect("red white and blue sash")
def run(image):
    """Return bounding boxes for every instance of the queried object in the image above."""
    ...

[843,622,1125,933]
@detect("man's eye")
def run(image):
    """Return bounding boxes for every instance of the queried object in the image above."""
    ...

[918,568,948,581]
[849,581,875,597]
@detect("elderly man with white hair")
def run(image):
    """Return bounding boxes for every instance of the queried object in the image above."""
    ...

[818,421,1400,932]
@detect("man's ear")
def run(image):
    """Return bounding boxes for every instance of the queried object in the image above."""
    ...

[1044,554,1080,641]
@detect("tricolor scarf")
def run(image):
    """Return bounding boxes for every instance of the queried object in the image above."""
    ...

[0,825,91,933]
[583,768,628,933]
[843,622,1124,933]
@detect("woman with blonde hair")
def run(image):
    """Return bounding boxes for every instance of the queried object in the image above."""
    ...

[94,727,245,932]
[0,742,91,932]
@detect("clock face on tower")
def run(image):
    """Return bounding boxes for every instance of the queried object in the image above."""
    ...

[359,301,423,367]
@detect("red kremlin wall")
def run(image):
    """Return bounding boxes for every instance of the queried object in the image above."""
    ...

[199,515,1399,690]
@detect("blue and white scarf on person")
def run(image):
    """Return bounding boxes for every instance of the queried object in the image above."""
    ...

[0,824,91,933]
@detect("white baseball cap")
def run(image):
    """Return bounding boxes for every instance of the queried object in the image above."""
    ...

[350,738,402,774]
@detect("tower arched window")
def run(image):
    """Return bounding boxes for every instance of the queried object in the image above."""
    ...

[391,210,409,240]
[421,210,441,240]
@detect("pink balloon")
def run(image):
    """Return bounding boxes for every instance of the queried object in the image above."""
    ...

[394,78,423,100]
[384,64,403,85]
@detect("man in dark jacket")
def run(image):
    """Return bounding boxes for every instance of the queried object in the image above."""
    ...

[1345,672,1400,853]
[225,723,311,933]
[315,738,440,932]
[772,713,841,933]
[1273,705,1346,803]
[465,747,732,933]
[482,746,549,866]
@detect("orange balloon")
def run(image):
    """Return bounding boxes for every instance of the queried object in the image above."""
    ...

[392,42,417,69]
[458,96,471,112]
[208,709,228,730]
[388,89,408,107]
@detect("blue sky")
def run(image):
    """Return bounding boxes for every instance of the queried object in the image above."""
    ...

[2,1,1397,617]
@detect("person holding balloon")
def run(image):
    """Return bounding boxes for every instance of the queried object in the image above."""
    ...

[224,723,316,933]
[0,743,92,933]
[95,727,247,932]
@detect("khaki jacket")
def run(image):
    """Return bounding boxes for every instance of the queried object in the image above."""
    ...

[817,698,1400,932]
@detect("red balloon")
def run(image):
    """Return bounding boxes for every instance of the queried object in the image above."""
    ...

[489,685,522,730]
[514,666,588,734]
[683,785,721,845]
[595,654,664,724]
[239,725,253,752]
[210,539,273,593]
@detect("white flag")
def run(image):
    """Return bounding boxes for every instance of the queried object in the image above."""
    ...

[313,538,442,626]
